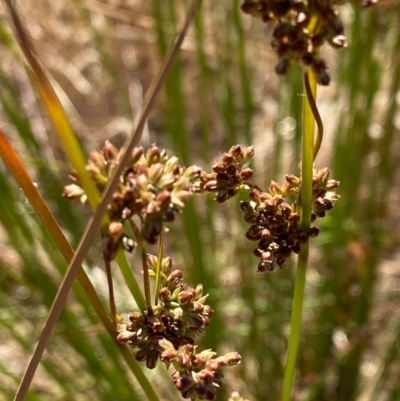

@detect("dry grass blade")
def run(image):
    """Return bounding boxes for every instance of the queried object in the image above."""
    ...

[2,0,102,212]
[0,130,157,400]
[12,0,203,400]
[0,128,112,332]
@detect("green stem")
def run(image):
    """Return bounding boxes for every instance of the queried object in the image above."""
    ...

[104,257,117,323]
[299,71,316,226]
[142,248,152,308]
[154,228,164,305]
[281,244,309,401]
[116,250,146,312]
[281,70,317,401]
[127,218,151,309]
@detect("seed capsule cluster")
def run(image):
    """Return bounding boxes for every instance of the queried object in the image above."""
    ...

[64,142,202,259]
[311,167,340,218]
[240,0,377,84]
[199,145,255,203]
[201,147,339,272]
[242,169,339,271]
[117,255,241,400]
[164,342,241,401]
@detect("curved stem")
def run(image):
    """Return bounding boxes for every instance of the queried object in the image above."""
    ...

[304,72,323,161]
[281,69,317,401]
[299,70,317,227]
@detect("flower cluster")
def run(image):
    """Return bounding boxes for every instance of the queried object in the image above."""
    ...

[117,255,241,400]
[240,179,304,272]
[160,342,241,401]
[201,148,339,272]
[311,167,340,218]
[64,142,202,259]
[198,145,255,203]
[241,169,339,271]
[240,0,377,84]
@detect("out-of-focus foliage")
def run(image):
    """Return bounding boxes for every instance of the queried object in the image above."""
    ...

[0,1,399,400]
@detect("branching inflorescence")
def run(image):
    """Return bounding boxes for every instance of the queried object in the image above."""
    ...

[199,145,339,271]
[65,0,374,399]
[240,0,377,85]
[64,143,243,400]
[63,1,355,387]
[117,255,240,401]
[236,2,377,399]
[5,0,379,398]
[64,140,338,399]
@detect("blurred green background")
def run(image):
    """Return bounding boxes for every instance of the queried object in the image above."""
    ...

[1,1,400,400]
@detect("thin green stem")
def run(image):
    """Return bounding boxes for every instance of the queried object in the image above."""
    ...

[127,218,151,308]
[281,244,309,401]
[299,71,317,225]
[104,257,117,323]
[142,248,152,308]
[154,228,164,305]
[115,250,146,312]
[281,70,317,401]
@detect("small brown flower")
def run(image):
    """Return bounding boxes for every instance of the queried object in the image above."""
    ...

[199,145,255,203]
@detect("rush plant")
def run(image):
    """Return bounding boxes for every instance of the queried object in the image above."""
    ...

[0,1,392,401]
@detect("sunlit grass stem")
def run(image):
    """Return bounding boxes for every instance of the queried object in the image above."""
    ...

[281,70,317,401]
